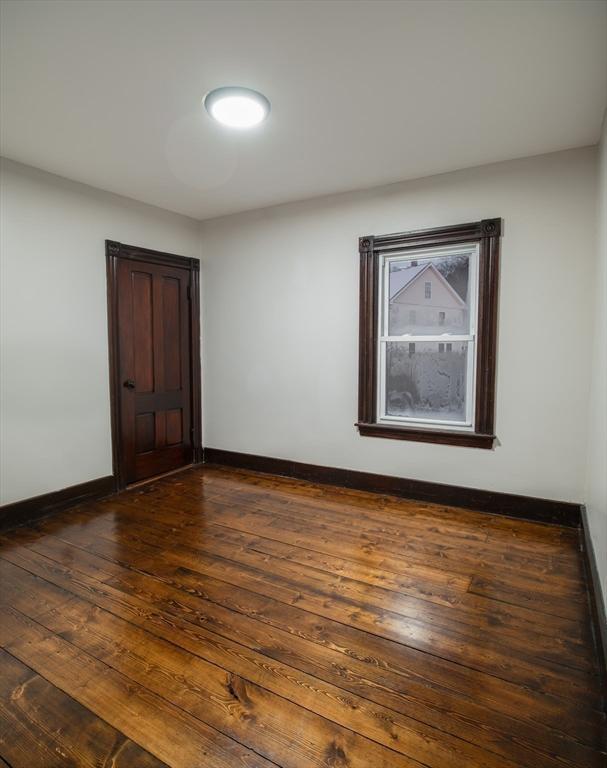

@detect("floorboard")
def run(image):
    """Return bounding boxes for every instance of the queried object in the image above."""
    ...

[0,648,168,768]
[0,464,605,767]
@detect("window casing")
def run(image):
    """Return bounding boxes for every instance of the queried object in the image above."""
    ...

[357,219,501,449]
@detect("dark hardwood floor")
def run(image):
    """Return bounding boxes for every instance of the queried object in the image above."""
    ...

[0,464,605,768]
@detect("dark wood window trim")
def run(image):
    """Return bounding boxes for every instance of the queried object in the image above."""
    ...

[357,218,501,449]
[105,240,203,489]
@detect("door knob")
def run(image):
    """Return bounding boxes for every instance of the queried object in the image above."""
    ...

[123,379,136,389]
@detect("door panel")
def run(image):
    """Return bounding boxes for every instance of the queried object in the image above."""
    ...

[132,272,154,393]
[135,413,155,454]
[162,277,182,392]
[117,258,193,483]
[166,409,183,445]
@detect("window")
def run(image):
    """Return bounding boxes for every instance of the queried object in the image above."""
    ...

[357,218,501,448]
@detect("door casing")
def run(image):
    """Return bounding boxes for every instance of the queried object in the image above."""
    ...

[106,240,202,490]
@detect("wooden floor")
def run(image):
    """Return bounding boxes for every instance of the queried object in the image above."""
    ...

[0,466,605,768]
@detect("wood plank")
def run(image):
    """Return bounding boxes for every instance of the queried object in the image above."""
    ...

[1,546,601,768]
[193,480,583,565]
[0,606,273,768]
[44,510,595,676]
[0,465,604,768]
[468,573,592,618]
[110,489,587,591]
[62,497,474,595]
[84,492,589,643]
[2,561,518,768]
[2,537,604,759]
[146,467,581,550]
[0,648,168,768]
[63,497,591,643]
[124,517,595,664]
[45,512,596,698]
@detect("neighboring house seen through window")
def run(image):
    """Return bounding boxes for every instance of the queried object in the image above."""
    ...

[357,219,501,448]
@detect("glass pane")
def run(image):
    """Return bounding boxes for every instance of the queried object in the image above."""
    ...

[388,251,472,335]
[385,341,469,423]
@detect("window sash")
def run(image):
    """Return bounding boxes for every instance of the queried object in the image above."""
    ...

[377,244,479,430]
[380,334,474,342]
[377,340,476,429]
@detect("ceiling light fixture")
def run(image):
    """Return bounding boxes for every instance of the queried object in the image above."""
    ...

[204,86,270,129]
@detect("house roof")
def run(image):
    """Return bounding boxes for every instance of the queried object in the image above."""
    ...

[389,263,429,299]
[389,262,466,307]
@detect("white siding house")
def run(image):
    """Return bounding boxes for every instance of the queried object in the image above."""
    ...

[389,262,467,337]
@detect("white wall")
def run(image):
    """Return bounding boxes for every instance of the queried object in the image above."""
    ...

[2,147,600,511]
[0,158,200,504]
[585,115,607,610]
[200,148,597,503]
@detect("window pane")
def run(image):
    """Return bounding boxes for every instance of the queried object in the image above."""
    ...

[385,341,469,422]
[388,252,471,335]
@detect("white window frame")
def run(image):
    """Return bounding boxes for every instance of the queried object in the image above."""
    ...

[377,243,479,432]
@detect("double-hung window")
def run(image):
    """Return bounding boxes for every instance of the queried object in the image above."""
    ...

[380,243,478,430]
[357,219,501,448]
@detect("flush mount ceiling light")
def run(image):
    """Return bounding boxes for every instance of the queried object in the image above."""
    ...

[204,86,270,129]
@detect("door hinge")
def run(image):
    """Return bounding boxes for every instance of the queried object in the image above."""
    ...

[187,285,192,301]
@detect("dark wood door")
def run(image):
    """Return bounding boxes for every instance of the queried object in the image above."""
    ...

[116,257,193,483]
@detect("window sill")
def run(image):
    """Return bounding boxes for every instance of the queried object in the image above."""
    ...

[356,422,495,449]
